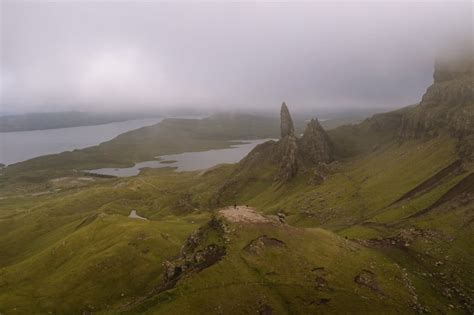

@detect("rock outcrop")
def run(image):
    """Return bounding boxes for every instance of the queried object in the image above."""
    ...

[277,133,299,181]
[277,103,332,181]
[211,103,333,206]
[161,217,227,289]
[280,102,295,137]
[277,103,299,180]
[125,217,228,309]
[298,118,333,165]
[243,235,286,255]
[239,102,333,182]
[399,52,473,139]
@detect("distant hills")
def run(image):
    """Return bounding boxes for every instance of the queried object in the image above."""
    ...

[0,108,386,133]
[0,111,161,132]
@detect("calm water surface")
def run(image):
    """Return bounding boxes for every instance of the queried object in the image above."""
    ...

[87,138,275,177]
[0,118,162,165]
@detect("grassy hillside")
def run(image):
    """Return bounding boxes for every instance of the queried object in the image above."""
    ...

[136,221,418,314]
[0,131,471,314]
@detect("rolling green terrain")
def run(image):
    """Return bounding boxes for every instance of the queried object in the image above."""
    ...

[0,57,472,314]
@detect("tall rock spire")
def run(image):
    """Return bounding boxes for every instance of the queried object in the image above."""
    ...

[278,102,298,181]
[278,134,298,181]
[280,102,295,138]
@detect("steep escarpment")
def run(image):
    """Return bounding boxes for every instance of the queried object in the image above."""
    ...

[329,52,473,159]
[399,53,473,139]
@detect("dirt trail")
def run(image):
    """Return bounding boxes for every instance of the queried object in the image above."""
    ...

[219,206,273,224]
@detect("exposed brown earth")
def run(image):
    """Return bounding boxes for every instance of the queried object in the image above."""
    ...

[219,206,274,224]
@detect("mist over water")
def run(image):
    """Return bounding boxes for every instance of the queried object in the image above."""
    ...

[0,118,162,165]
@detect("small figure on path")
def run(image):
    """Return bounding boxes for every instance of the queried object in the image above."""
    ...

[234,203,237,209]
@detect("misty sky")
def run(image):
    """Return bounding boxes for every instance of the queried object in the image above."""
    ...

[0,1,471,114]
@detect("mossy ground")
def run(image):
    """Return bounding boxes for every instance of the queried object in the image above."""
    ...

[0,134,471,314]
[138,224,416,314]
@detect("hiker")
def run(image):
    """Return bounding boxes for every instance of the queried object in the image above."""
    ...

[234,203,237,209]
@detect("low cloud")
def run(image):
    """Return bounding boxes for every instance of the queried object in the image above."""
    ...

[0,1,471,114]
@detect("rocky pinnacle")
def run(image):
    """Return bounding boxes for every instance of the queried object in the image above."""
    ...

[278,102,298,181]
[299,118,332,164]
[280,102,295,138]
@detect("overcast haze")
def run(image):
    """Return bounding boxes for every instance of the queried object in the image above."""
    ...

[0,1,471,115]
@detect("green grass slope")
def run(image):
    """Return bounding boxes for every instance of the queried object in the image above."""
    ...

[0,213,206,314]
[127,218,448,314]
[1,132,471,313]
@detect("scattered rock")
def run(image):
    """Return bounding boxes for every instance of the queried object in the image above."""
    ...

[315,276,328,291]
[312,267,330,291]
[244,235,286,255]
[354,269,383,295]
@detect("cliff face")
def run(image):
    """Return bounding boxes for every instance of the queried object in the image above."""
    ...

[329,52,473,160]
[399,54,473,139]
